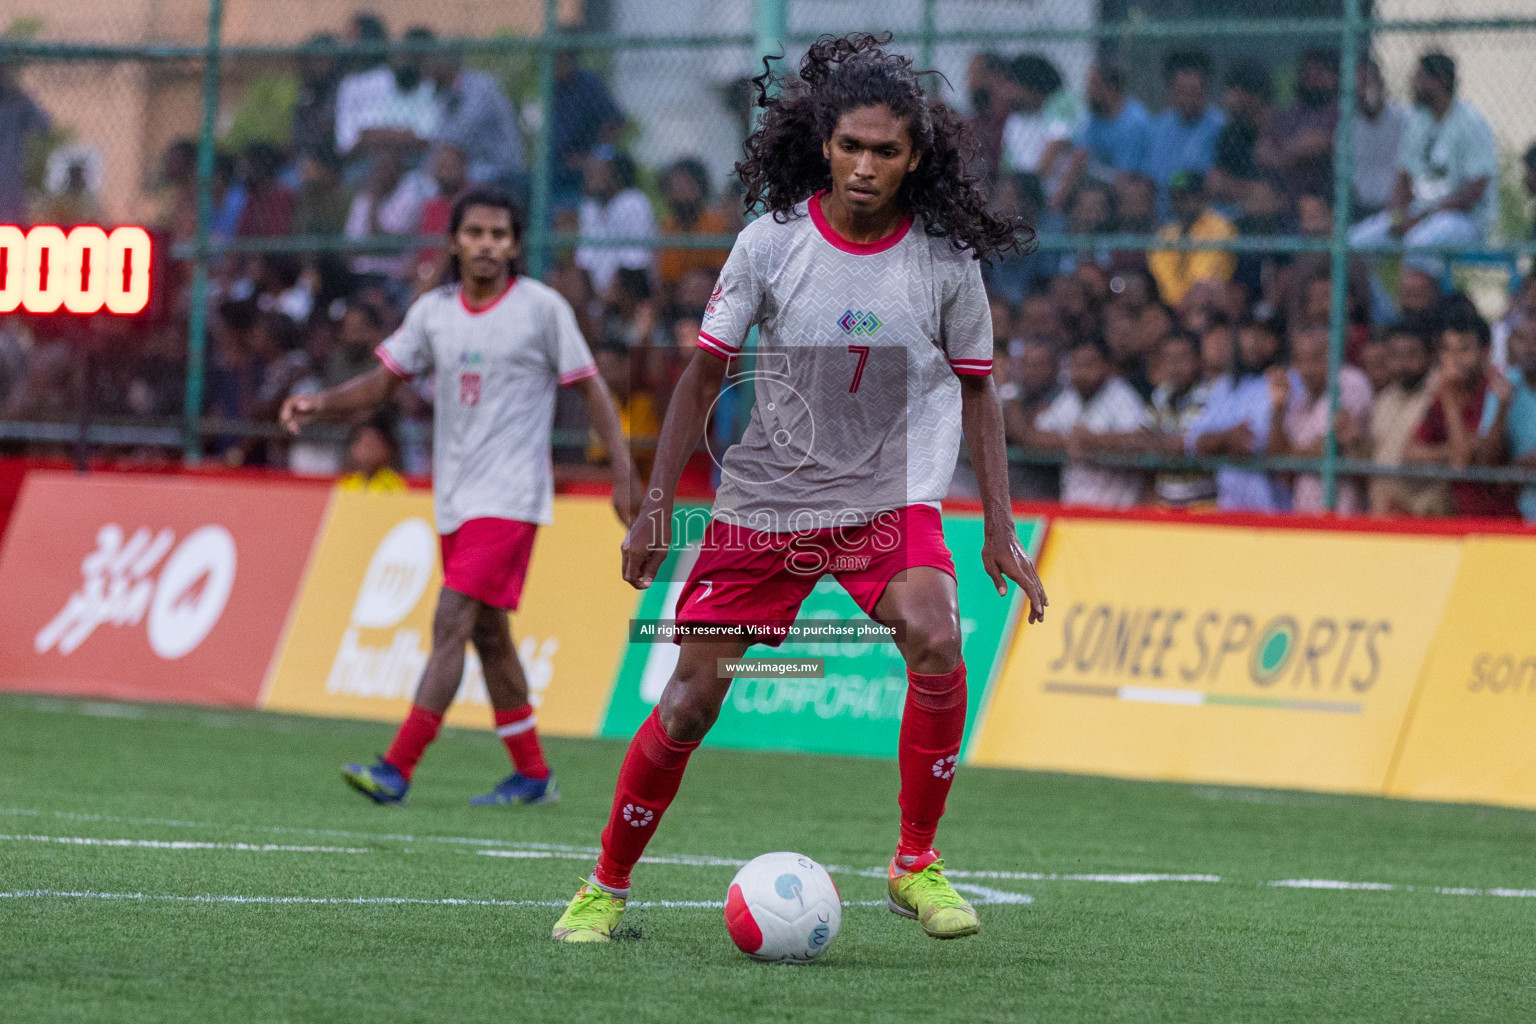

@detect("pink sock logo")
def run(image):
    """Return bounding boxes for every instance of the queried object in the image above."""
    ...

[622,803,654,827]
[930,755,957,780]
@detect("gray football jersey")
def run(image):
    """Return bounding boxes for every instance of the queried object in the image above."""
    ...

[697,195,994,533]
[377,278,597,532]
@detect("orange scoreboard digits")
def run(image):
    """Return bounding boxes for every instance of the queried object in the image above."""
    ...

[0,224,153,316]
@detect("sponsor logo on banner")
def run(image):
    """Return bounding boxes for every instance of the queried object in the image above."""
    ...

[35,524,236,660]
[970,521,1462,794]
[0,473,328,706]
[1388,537,1536,808]
[260,491,633,736]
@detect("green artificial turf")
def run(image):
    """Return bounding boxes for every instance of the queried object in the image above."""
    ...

[1,693,1533,1023]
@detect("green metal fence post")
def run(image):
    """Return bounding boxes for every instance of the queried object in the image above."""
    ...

[756,0,787,72]
[1323,0,1363,510]
[526,0,560,280]
[182,0,224,463]
[920,0,937,80]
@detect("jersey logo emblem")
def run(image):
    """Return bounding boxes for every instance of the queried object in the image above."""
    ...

[838,310,883,336]
[706,279,724,315]
[459,372,482,406]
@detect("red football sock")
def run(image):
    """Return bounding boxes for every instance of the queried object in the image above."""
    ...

[896,662,968,864]
[593,709,701,893]
[495,705,550,780]
[384,705,443,782]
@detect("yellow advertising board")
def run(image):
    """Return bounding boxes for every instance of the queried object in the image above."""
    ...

[970,521,1462,794]
[260,490,635,736]
[1386,537,1536,808]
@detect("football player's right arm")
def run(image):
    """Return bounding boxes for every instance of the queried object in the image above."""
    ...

[619,350,729,589]
[280,365,400,434]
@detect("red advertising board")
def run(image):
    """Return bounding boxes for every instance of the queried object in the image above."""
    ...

[0,473,329,706]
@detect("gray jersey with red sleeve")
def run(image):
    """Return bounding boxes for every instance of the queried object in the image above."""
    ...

[376,278,597,532]
[697,195,993,533]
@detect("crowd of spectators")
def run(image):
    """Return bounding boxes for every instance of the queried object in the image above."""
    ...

[4,22,1536,522]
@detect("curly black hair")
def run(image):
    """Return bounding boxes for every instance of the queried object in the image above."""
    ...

[735,33,1033,262]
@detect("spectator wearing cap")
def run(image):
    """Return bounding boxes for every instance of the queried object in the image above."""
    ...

[1023,335,1151,508]
[1209,65,1273,206]
[1349,52,1498,265]
[1144,49,1226,209]
[1370,315,1448,516]
[1406,297,1519,517]
[427,47,525,200]
[1266,325,1373,514]
[576,148,657,299]
[1352,56,1409,218]
[1148,171,1237,308]
[1477,316,1536,523]
[655,158,731,291]
[1255,48,1340,200]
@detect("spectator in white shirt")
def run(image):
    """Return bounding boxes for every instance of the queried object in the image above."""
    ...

[1352,56,1408,216]
[576,147,657,298]
[1025,336,1152,507]
[334,24,440,160]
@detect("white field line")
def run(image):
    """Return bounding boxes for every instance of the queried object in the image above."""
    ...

[8,807,1534,903]
[0,889,888,909]
[0,833,369,854]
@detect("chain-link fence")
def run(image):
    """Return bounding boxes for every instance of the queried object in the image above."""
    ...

[2,0,1535,517]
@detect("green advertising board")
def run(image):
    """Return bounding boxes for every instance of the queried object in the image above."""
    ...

[599,510,1046,760]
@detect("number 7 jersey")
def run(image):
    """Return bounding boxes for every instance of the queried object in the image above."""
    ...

[697,193,994,533]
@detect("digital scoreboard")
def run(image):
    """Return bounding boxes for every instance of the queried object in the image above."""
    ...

[0,225,153,316]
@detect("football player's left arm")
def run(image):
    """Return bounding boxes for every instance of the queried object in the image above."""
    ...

[571,375,643,528]
[959,373,1047,623]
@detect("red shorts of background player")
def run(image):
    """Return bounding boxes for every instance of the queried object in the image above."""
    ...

[673,504,956,647]
[439,517,539,611]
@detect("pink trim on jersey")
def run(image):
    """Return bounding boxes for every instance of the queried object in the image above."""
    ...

[950,360,993,377]
[375,344,412,380]
[696,331,739,362]
[808,191,913,255]
[459,276,517,315]
[559,364,599,386]
[698,329,739,354]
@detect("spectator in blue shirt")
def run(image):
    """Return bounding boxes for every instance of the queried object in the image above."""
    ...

[1184,315,1287,511]
[428,48,526,204]
[1145,49,1227,211]
[1076,63,1152,177]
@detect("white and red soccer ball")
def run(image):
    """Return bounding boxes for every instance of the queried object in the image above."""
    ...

[725,852,841,964]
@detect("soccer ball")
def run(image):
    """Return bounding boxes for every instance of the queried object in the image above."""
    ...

[724,852,842,964]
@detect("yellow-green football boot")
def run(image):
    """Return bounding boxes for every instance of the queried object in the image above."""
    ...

[552,881,627,943]
[887,854,980,939]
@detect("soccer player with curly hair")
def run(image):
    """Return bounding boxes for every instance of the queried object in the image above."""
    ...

[553,33,1047,943]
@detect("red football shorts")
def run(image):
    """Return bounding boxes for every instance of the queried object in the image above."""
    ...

[439,517,539,610]
[673,504,956,647]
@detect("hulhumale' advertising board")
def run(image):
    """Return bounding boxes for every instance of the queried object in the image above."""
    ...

[0,473,328,706]
[971,520,1462,794]
[600,509,1046,758]
[260,490,632,736]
